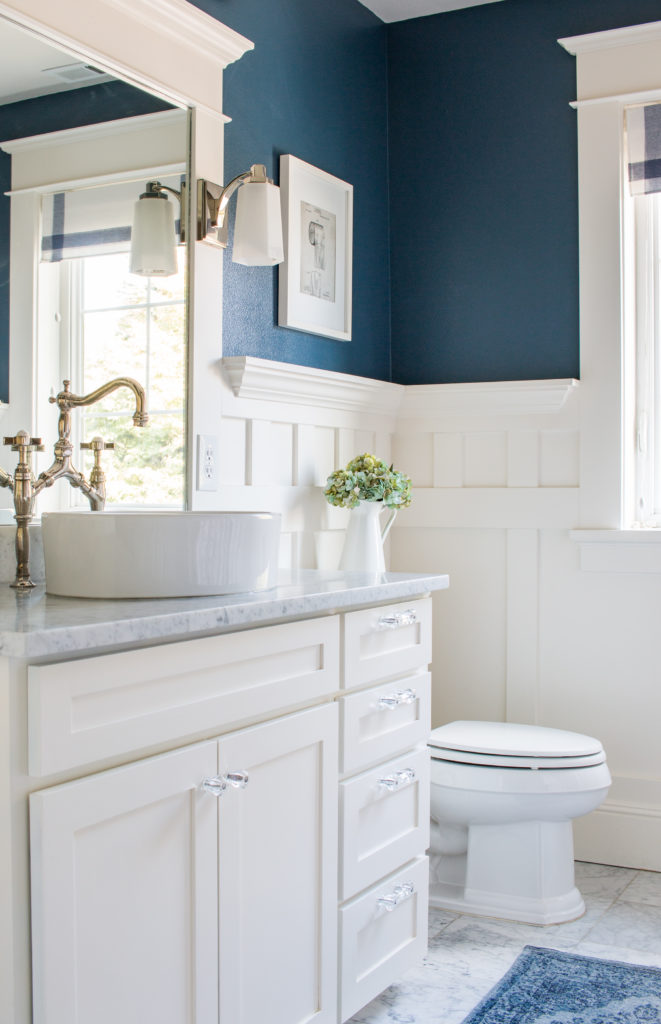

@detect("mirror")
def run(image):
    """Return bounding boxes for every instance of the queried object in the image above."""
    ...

[0,16,189,513]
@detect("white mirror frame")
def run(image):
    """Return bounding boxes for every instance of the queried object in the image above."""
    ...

[0,0,253,508]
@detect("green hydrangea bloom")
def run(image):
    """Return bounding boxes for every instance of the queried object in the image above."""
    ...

[324,453,412,509]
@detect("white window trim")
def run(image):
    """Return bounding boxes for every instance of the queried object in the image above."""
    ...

[560,20,661,570]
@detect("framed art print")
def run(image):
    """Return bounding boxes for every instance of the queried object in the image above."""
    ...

[278,155,353,341]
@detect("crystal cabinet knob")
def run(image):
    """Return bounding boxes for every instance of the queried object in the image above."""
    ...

[201,770,249,797]
[377,688,417,710]
[376,882,415,912]
[376,609,417,631]
[378,768,416,791]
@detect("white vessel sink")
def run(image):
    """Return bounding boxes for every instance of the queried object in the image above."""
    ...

[41,510,281,599]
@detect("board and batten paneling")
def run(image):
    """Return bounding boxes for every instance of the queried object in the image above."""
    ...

[217,360,660,870]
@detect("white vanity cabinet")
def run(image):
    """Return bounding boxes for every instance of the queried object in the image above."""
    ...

[30,703,338,1024]
[0,578,445,1024]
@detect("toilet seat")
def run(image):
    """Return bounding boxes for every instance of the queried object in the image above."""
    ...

[429,720,606,769]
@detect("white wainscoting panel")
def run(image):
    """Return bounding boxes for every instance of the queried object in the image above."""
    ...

[210,362,659,870]
[540,430,580,487]
[507,431,539,487]
[219,418,247,487]
[296,425,336,487]
[390,527,507,727]
[250,421,294,487]
[392,433,433,488]
[433,434,464,488]
[505,529,539,725]
[464,432,508,487]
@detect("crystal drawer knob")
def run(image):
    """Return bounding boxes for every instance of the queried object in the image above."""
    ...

[201,770,249,797]
[376,882,415,912]
[377,688,416,710]
[378,768,416,791]
[376,609,417,631]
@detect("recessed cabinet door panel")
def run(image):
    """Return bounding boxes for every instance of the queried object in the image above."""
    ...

[30,742,219,1024]
[218,703,338,1024]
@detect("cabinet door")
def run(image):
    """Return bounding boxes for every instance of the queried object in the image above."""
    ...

[217,703,338,1024]
[30,742,219,1024]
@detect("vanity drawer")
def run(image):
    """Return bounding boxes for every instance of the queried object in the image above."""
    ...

[342,597,431,689]
[28,616,339,776]
[339,856,428,1023]
[339,672,431,774]
[340,747,430,901]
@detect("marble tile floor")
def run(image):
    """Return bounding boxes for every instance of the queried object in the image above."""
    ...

[347,862,661,1024]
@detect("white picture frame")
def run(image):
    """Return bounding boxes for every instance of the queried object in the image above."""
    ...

[278,155,353,341]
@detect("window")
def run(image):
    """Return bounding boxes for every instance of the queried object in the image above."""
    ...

[627,192,661,525]
[40,248,186,508]
[624,103,661,528]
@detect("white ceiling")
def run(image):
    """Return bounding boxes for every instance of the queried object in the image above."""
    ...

[0,20,112,106]
[357,0,505,23]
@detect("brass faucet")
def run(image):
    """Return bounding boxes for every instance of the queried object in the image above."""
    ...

[0,377,148,590]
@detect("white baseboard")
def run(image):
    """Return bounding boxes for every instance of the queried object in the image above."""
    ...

[574,801,661,871]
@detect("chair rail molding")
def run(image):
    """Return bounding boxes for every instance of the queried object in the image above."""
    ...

[399,379,578,419]
[222,357,405,417]
[223,360,578,421]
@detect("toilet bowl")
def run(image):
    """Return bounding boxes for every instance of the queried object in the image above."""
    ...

[428,721,611,925]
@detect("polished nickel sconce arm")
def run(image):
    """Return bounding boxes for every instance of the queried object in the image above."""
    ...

[197,163,269,247]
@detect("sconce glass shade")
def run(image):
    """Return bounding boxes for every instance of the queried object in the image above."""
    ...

[130,194,177,277]
[232,181,284,266]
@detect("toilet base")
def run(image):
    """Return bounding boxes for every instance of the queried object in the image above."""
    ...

[428,818,588,926]
[429,880,585,926]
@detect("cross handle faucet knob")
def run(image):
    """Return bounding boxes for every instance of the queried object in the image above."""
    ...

[81,437,116,453]
[3,431,44,454]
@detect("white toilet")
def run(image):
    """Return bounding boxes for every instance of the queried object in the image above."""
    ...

[428,720,611,925]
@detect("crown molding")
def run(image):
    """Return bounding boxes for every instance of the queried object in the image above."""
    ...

[0,0,253,113]
[559,20,661,56]
[105,0,252,68]
[222,357,405,416]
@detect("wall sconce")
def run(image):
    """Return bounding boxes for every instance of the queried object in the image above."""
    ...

[197,164,284,266]
[130,181,185,278]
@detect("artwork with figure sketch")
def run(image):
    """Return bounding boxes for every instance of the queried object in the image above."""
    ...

[300,201,336,302]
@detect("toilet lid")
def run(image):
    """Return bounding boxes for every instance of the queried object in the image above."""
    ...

[428,721,606,769]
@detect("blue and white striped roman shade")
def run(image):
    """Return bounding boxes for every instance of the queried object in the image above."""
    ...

[41,174,183,262]
[626,104,661,195]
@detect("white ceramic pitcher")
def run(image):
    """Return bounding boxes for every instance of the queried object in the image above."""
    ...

[339,500,397,574]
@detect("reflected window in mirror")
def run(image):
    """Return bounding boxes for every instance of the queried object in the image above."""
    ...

[39,248,186,508]
[28,153,187,511]
[0,14,189,514]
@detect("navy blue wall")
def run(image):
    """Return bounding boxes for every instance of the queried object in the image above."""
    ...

[0,82,170,403]
[191,0,392,381]
[387,0,661,385]
[6,2,661,397]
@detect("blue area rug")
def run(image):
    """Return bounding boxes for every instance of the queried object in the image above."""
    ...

[462,946,661,1024]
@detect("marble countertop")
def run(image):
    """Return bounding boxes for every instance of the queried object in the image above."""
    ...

[0,569,449,660]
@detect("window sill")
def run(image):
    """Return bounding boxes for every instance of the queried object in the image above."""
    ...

[570,529,661,572]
